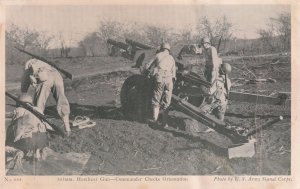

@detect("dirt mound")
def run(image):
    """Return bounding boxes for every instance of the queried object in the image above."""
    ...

[49,68,290,175]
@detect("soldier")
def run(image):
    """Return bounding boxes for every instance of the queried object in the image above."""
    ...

[201,37,221,82]
[207,63,232,121]
[144,43,176,127]
[21,58,71,136]
[6,94,49,170]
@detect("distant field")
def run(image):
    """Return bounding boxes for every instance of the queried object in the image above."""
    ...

[5,56,133,88]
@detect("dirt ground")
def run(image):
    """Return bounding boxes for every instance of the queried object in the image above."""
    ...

[5,54,291,175]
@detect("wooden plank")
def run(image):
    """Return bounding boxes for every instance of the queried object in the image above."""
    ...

[229,91,290,105]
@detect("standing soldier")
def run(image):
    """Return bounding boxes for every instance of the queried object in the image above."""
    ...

[144,43,176,127]
[21,58,71,136]
[202,37,221,82]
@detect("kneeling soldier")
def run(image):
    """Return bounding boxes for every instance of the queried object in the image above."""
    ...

[207,63,232,121]
[6,94,49,171]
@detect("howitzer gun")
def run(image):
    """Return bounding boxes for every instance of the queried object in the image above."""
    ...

[125,38,156,50]
[110,39,288,157]
[107,39,130,50]
[106,39,133,58]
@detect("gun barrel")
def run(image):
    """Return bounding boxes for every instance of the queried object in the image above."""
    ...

[125,39,155,50]
[171,94,248,143]
[178,72,212,88]
[5,92,65,137]
[15,47,73,80]
[107,39,130,50]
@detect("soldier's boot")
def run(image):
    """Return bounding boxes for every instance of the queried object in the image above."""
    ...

[153,106,160,121]
[147,106,160,124]
[161,109,169,129]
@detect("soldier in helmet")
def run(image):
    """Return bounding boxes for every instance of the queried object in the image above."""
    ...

[21,58,71,136]
[201,37,221,83]
[143,42,176,127]
[207,62,232,121]
[6,94,49,171]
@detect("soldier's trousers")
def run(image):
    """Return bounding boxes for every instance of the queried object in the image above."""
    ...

[152,75,173,110]
[33,70,70,118]
[204,66,218,83]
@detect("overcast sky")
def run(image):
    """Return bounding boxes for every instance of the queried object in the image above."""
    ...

[6,5,290,48]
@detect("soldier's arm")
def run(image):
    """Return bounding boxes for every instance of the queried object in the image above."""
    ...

[21,69,32,93]
[148,52,161,69]
[207,82,217,95]
[142,54,159,75]
[211,47,219,69]
[145,57,156,70]
[226,77,232,91]
[171,58,176,79]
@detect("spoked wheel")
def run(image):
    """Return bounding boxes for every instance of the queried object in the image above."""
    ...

[177,93,206,107]
[174,78,208,108]
[120,74,152,121]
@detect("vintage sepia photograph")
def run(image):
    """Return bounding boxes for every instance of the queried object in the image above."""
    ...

[3,1,295,182]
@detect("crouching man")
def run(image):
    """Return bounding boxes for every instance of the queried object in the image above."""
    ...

[207,63,232,121]
[143,43,176,127]
[21,58,71,136]
[6,94,49,171]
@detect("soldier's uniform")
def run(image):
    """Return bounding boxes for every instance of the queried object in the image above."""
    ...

[208,75,231,121]
[145,44,176,123]
[201,37,221,83]
[6,106,48,153]
[21,59,71,134]
[149,51,176,109]
[6,95,49,169]
[203,46,220,83]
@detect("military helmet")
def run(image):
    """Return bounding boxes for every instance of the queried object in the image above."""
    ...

[19,94,33,104]
[202,37,211,45]
[220,63,232,74]
[160,42,171,51]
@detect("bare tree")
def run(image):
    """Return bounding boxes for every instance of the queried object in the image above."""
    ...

[57,34,71,58]
[270,12,291,50]
[196,15,233,51]
[36,31,54,55]
[258,12,291,52]
[123,22,147,43]
[97,20,124,51]
[6,24,54,64]
[6,24,37,49]
[144,25,169,46]
[177,26,194,44]
[258,26,276,52]
[79,32,101,56]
